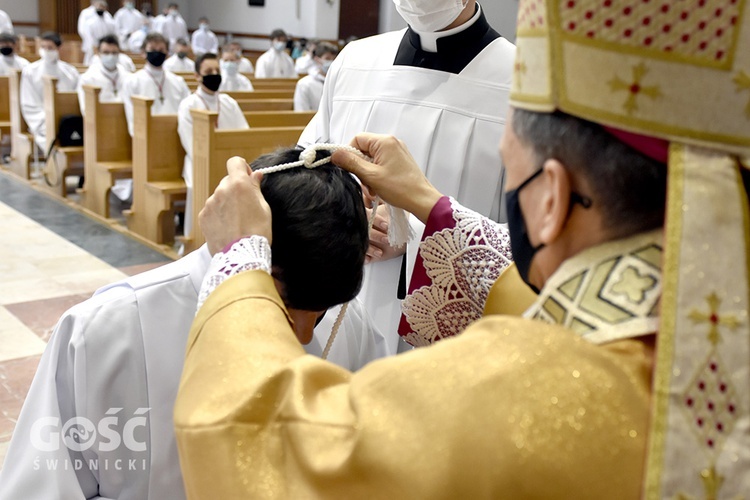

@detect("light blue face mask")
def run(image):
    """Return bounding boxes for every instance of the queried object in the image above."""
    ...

[320,59,333,72]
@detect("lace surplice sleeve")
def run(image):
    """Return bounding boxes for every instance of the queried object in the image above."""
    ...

[197,236,273,312]
[399,197,514,347]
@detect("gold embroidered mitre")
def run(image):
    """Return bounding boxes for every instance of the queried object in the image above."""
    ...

[511,1,750,498]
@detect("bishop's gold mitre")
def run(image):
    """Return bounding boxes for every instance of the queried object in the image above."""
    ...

[510,1,750,498]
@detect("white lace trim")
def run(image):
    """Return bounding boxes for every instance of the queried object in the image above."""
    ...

[196,236,273,312]
[402,198,513,346]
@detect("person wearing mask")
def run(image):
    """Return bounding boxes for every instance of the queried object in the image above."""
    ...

[82,0,117,65]
[294,38,319,75]
[0,33,29,76]
[20,32,79,154]
[151,5,168,34]
[178,52,248,238]
[77,35,131,117]
[300,0,516,354]
[128,18,150,53]
[218,46,254,92]
[120,33,190,137]
[113,0,144,49]
[254,28,296,78]
[0,9,13,34]
[159,3,188,49]
[228,41,254,73]
[293,42,337,111]
[78,0,114,62]
[163,38,194,72]
[190,17,219,57]
[89,49,136,72]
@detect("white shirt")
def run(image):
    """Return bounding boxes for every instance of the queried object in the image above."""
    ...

[238,56,254,74]
[160,14,188,47]
[77,63,131,116]
[0,54,29,76]
[163,53,194,73]
[0,245,387,500]
[191,27,219,56]
[299,12,515,354]
[293,70,325,111]
[294,53,317,75]
[0,9,13,34]
[254,47,296,78]
[151,13,166,33]
[113,6,145,41]
[89,52,136,72]
[83,14,117,57]
[78,5,112,40]
[218,72,254,92]
[20,59,80,152]
[178,88,249,237]
[120,65,190,136]
[128,28,148,53]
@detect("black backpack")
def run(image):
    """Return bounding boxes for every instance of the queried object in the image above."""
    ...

[43,114,84,187]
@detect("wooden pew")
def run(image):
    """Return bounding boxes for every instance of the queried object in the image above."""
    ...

[224,90,295,100]
[0,76,10,140]
[124,96,186,245]
[41,75,84,198]
[186,108,304,252]
[8,69,34,179]
[237,99,294,112]
[243,110,314,128]
[81,85,132,218]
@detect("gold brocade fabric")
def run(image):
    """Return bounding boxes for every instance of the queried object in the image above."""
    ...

[175,270,653,499]
[483,263,538,317]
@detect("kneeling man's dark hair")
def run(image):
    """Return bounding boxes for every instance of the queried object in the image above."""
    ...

[250,148,368,311]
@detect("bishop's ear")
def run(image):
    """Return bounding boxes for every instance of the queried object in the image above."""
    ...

[536,158,573,246]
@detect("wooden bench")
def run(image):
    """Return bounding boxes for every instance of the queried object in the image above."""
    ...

[225,89,295,100]
[185,108,304,252]
[80,85,132,218]
[41,76,84,198]
[124,96,186,246]
[8,69,34,179]
[0,76,10,141]
[243,110,314,128]
[237,99,294,112]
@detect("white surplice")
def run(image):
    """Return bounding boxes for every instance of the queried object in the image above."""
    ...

[254,48,296,78]
[299,12,515,354]
[177,88,249,238]
[20,59,80,152]
[159,15,188,49]
[238,57,254,74]
[190,28,219,56]
[78,6,114,62]
[294,53,317,75]
[162,54,194,73]
[0,246,388,500]
[77,63,131,117]
[293,70,325,111]
[113,6,144,47]
[83,14,117,64]
[0,9,13,34]
[218,73,254,92]
[120,65,190,136]
[0,54,29,76]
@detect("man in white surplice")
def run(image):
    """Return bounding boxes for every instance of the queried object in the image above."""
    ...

[77,35,131,117]
[178,53,248,239]
[78,0,115,65]
[113,0,144,49]
[0,170,387,499]
[82,1,117,65]
[254,29,296,79]
[20,32,79,154]
[299,0,515,354]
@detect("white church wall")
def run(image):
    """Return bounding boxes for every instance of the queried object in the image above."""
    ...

[0,0,40,36]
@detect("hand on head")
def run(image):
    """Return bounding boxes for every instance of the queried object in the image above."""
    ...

[332,133,443,224]
[199,157,272,255]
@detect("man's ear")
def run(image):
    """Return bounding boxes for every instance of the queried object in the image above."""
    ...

[537,158,572,246]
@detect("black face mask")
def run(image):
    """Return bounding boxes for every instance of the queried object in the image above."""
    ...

[146,51,166,67]
[177,51,188,59]
[201,74,222,92]
[0,47,13,56]
[505,167,592,294]
[96,9,105,16]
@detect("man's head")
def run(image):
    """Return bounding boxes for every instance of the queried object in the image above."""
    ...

[39,32,62,63]
[143,32,168,66]
[0,32,17,57]
[94,0,108,15]
[220,46,239,76]
[174,39,189,58]
[501,108,667,292]
[313,42,338,75]
[393,0,476,32]
[195,52,221,93]
[198,17,210,29]
[122,0,134,9]
[249,148,369,342]
[97,34,120,70]
[270,29,288,52]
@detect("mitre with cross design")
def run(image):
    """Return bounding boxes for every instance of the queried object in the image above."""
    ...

[510,0,750,498]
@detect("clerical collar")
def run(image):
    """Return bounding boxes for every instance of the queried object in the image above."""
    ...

[523,229,663,346]
[196,86,218,103]
[393,3,501,74]
[412,3,482,53]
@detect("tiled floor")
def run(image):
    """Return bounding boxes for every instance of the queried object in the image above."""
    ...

[0,170,171,470]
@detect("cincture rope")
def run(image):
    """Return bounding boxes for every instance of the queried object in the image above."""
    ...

[256,143,416,360]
